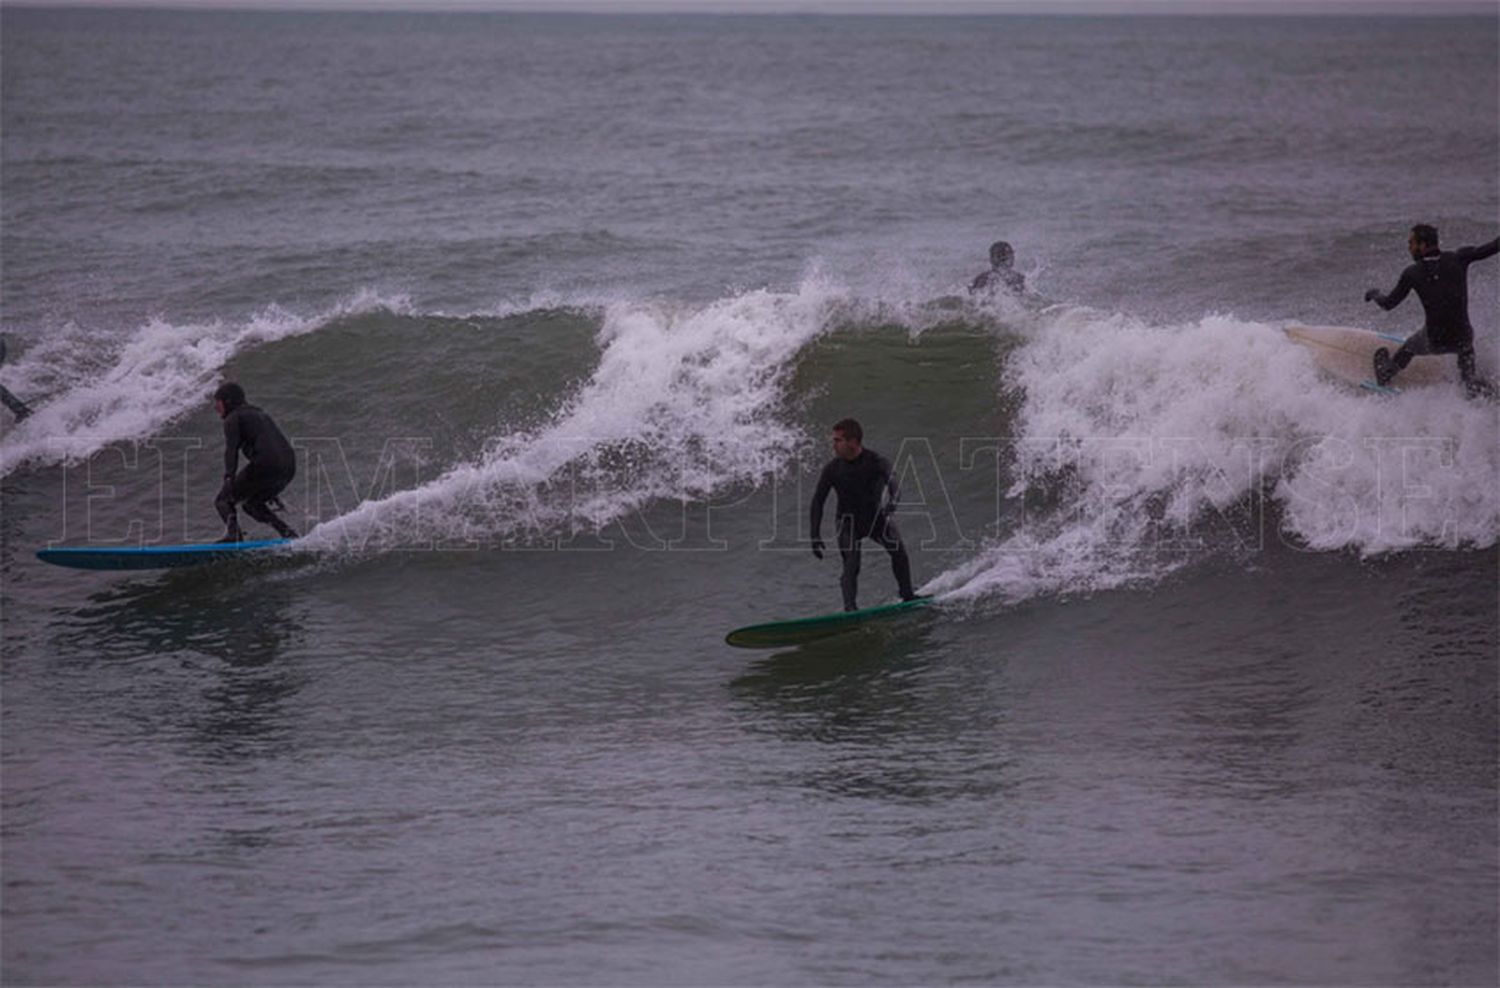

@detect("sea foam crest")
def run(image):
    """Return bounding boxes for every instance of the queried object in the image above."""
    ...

[927,305,1500,602]
[305,276,847,550]
[0,290,410,478]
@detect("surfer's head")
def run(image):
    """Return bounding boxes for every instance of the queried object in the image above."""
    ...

[1408,224,1439,260]
[989,241,1015,269]
[832,418,863,461]
[213,381,246,418]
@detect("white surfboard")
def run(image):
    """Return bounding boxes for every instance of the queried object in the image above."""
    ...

[1283,325,1452,393]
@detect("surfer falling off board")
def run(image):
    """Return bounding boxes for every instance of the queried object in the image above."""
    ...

[809,418,919,612]
[213,382,299,543]
[1365,224,1498,399]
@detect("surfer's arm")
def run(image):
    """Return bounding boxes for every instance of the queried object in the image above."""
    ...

[1456,238,1499,263]
[879,454,900,513]
[1368,269,1413,311]
[809,464,833,539]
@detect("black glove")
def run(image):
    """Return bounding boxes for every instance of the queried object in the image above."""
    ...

[811,538,825,560]
[1364,288,1381,303]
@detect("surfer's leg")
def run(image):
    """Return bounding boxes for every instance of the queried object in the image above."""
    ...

[215,477,242,542]
[1456,346,1497,400]
[242,499,297,538]
[1393,330,1431,371]
[0,384,31,422]
[240,468,298,538]
[1376,330,1430,386]
[873,515,916,601]
[837,518,861,612]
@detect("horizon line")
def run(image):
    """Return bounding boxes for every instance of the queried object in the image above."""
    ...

[3,1,1496,17]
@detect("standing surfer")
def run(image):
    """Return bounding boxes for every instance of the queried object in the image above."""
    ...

[1365,224,1498,398]
[213,382,298,542]
[809,418,917,612]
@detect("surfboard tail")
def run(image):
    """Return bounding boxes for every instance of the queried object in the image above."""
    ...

[725,596,934,648]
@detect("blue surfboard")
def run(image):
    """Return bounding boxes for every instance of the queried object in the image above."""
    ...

[36,538,295,571]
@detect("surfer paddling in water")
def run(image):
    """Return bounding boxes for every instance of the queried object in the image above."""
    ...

[1366,224,1498,398]
[969,240,1026,296]
[809,418,918,612]
[213,382,298,542]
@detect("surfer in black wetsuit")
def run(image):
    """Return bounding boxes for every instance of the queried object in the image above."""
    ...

[970,240,1026,295]
[214,381,298,542]
[809,418,917,612]
[0,337,33,422]
[1366,224,1498,398]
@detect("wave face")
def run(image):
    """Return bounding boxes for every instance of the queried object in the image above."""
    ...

[1,8,1494,603]
[0,291,409,478]
[5,280,1495,606]
[300,276,868,551]
[927,305,1500,605]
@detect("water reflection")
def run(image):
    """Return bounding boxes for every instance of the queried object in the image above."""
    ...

[728,621,1018,804]
[729,623,941,735]
[46,565,309,763]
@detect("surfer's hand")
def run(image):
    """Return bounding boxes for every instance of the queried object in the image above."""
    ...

[1364,288,1380,303]
[811,538,825,560]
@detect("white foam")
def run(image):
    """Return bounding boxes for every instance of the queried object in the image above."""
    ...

[927,305,1499,603]
[0,290,410,478]
[305,275,849,551]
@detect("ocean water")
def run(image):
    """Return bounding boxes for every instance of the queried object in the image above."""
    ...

[1,8,1497,985]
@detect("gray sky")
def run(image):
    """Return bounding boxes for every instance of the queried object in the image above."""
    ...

[3,0,1495,14]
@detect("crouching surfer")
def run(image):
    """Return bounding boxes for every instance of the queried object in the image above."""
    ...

[213,381,298,542]
[1365,224,1498,399]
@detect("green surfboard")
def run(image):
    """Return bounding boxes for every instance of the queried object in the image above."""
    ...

[725,596,934,649]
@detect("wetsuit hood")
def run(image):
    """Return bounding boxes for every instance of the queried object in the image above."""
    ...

[214,382,246,412]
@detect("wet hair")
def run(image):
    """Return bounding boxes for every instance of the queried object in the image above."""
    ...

[832,418,863,443]
[1410,224,1439,249]
[989,241,1015,268]
[213,381,246,411]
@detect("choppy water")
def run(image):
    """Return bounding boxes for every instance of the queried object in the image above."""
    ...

[2,8,1496,985]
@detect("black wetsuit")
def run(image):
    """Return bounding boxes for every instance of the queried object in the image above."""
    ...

[1372,238,1498,392]
[217,402,297,538]
[810,448,916,611]
[970,266,1026,295]
[0,338,32,422]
